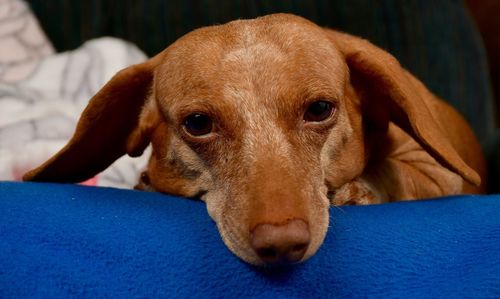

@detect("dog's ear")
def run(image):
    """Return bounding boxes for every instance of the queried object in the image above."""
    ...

[23,58,160,183]
[327,30,480,186]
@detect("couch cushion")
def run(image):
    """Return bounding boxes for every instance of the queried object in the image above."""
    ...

[1,182,499,297]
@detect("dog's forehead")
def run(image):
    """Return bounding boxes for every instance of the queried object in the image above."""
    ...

[165,14,338,59]
[155,14,346,109]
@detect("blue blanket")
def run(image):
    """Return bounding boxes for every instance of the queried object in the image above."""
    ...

[1,182,499,298]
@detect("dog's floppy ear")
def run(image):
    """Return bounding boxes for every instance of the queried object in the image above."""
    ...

[327,30,480,186]
[23,57,160,183]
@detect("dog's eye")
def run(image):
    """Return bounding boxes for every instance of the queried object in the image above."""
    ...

[304,100,334,122]
[183,114,213,136]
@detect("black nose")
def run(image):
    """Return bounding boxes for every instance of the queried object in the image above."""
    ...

[251,219,310,265]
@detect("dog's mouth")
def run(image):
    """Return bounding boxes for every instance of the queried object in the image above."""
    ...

[189,189,208,201]
[216,218,311,266]
[206,192,331,266]
[137,172,330,266]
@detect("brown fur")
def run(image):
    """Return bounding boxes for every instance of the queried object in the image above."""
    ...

[23,14,486,265]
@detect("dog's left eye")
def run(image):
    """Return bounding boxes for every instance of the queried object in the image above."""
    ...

[183,114,213,136]
[304,100,334,122]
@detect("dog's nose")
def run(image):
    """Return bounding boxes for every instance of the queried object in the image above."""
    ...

[251,219,310,265]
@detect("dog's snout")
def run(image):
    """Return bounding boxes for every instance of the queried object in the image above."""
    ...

[251,219,310,265]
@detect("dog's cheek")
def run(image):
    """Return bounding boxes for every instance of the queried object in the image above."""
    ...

[320,109,367,189]
[146,131,215,197]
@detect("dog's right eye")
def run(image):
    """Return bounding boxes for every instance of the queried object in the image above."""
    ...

[304,100,335,122]
[183,114,213,136]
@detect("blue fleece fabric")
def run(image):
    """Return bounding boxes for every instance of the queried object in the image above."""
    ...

[1,182,499,298]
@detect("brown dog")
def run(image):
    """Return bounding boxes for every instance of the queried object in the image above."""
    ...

[23,14,486,266]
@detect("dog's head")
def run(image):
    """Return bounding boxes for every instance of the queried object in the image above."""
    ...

[24,14,479,265]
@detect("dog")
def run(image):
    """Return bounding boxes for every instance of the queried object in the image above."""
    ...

[23,14,486,266]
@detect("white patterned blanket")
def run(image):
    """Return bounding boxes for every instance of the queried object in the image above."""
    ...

[0,0,149,188]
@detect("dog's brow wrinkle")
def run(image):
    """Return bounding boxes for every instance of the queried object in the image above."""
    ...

[223,83,293,166]
[243,117,292,162]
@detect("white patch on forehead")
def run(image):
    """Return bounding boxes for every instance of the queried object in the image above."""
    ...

[222,24,286,66]
[222,42,285,67]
